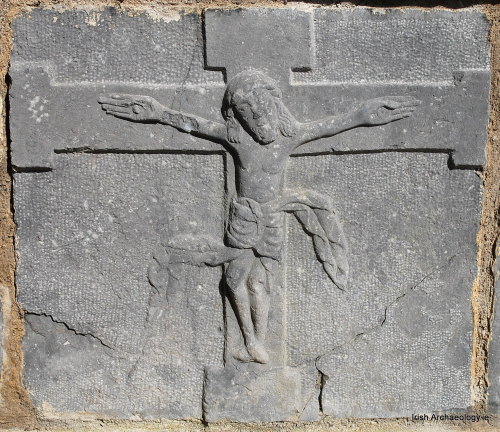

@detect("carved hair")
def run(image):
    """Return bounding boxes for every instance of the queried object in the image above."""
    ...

[222,70,297,143]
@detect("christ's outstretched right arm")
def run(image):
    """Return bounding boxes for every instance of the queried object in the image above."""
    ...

[294,96,421,149]
[98,94,227,143]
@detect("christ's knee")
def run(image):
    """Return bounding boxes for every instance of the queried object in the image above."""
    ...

[247,274,268,298]
[225,275,246,298]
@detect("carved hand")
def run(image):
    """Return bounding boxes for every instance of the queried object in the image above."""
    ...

[356,96,421,126]
[98,94,163,122]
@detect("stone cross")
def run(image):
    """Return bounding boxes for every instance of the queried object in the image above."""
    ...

[203,9,317,369]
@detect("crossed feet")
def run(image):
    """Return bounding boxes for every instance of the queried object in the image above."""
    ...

[234,341,270,364]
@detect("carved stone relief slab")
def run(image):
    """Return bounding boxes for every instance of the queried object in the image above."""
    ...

[10,7,489,421]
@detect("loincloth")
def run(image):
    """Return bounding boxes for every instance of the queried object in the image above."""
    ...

[226,191,349,290]
[226,197,285,261]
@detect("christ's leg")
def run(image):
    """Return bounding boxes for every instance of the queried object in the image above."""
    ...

[225,251,269,364]
[247,257,273,345]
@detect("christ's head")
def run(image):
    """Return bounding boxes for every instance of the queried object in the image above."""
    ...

[222,70,297,144]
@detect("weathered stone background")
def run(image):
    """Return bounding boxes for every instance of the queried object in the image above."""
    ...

[0,1,498,431]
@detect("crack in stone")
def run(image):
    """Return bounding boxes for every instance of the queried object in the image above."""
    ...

[235,382,252,393]
[24,311,113,350]
[315,254,458,380]
[379,254,457,327]
[317,369,327,414]
[167,25,200,143]
[295,379,317,419]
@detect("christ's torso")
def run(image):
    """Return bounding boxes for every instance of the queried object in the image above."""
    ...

[234,136,292,203]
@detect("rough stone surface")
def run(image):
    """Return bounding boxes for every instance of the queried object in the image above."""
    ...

[203,366,303,422]
[9,10,490,169]
[16,154,225,418]
[205,8,313,83]
[11,9,223,87]
[9,6,489,421]
[293,9,489,85]
[286,152,480,417]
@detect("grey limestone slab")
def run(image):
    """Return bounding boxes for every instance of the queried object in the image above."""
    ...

[9,9,489,169]
[293,9,489,85]
[205,8,313,83]
[10,6,489,421]
[11,9,223,87]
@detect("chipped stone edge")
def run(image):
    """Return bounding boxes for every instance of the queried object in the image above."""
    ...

[470,4,500,416]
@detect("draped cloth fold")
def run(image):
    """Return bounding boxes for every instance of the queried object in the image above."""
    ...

[272,190,348,290]
[226,190,349,290]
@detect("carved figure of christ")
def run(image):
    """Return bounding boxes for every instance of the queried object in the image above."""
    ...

[99,69,420,364]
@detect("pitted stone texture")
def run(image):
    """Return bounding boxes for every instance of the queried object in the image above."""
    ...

[203,364,320,423]
[285,153,480,417]
[16,154,225,418]
[205,8,312,84]
[488,242,500,412]
[288,71,490,167]
[8,68,489,169]
[8,66,226,169]
[293,9,489,85]
[203,366,304,422]
[12,9,224,87]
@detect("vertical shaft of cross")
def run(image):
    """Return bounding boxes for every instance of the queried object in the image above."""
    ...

[204,9,314,367]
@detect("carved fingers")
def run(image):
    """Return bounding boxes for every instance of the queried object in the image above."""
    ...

[382,96,421,119]
[379,95,420,108]
[361,96,421,126]
[387,107,415,120]
[98,94,162,122]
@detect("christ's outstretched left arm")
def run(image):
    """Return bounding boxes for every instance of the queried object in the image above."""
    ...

[98,94,228,144]
[294,96,421,148]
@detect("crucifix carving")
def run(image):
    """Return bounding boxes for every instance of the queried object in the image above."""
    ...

[98,9,419,366]
[10,6,490,423]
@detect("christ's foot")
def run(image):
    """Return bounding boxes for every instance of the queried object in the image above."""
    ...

[247,342,269,364]
[234,342,269,364]
[234,347,252,363]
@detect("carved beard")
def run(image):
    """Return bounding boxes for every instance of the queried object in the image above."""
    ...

[252,123,278,144]
[245,113,279,144]
[232,103,280,144]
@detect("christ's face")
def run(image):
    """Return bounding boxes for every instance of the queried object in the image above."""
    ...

[233,89,279,144]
